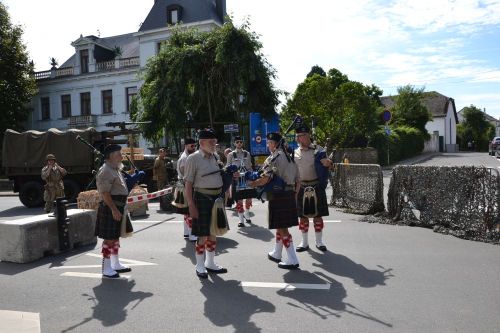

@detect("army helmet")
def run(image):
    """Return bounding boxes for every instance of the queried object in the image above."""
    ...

[46,154,56,161]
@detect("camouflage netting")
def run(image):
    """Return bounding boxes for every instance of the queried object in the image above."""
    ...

[330,163,385,214]
[385,165,500,243]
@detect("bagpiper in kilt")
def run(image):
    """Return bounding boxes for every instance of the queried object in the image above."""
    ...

[294,125,333,253]
[227,136,254,228]
[95,144,134,278]
[247,132,301,270]
[175,137,197,241]
[184,128,229,279]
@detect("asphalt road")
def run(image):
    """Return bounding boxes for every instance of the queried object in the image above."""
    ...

[0,152,499,333]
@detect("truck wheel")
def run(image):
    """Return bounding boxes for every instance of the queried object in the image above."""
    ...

[63,179,81,202]
[19,181,44,208]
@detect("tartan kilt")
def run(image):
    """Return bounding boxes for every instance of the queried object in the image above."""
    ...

[95,202,133,240]
[297,184,329,218]
[268,190,298,229]
[191,191,218,237]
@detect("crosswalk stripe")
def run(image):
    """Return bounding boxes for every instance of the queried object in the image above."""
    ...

[0,310,40,333]
[60,272,131,279]
[240,282,330,290]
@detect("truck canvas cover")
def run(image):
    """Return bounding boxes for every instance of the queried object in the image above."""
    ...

[2,127,98,174]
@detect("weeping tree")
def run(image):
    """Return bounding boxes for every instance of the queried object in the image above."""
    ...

[131,19,280,144]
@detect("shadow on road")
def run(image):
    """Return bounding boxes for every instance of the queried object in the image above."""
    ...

[236,223,275,243]
[61,279,153,332]
[201,274,275,333]
[278,271,392,328]
[0,243,97,276]
[310,250,394,288]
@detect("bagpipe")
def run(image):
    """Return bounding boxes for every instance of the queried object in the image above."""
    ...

[233,156,258,200]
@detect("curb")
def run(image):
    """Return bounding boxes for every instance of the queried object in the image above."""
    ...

[0,192,17,197]
[382,153,440,171]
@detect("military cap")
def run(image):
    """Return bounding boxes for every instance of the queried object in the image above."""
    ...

[198,128,217,140]
[266,132,282,142]
[46,154,56,160]
[295,125,310,134]
[103,144,122,158]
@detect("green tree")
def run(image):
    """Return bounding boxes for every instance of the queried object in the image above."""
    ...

[392,85,431,135]
[0,3,37,147]
[131,19,279,142]
[282,67,380,148]
[458,105,495,151]
[306,65,326,78]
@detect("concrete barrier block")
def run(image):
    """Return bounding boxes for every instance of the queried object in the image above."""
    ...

[0,209,97,263]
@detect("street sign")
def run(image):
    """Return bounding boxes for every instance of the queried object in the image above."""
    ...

[384,125,391,136]
[224,124,239,133]
[383,110,392,123]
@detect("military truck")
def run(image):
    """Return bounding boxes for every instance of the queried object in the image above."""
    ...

[2,127,160,208]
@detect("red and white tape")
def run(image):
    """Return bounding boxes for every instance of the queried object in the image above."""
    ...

[126,187,173,204]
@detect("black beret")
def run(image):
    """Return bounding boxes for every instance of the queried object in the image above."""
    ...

[266,132,282,142]
[184,137,196,145]
[295,125,310,134]
[198,128,217,139]
[104,144,122,157]
[234,136,243,142]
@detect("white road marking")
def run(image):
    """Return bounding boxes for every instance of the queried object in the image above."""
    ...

[131,220,183,223]
[0,310,40,333]
[323,220,342,223]
[60,272,131,279]
[50,263,153,270]
[84,253,157,265]
[240,282,331,290]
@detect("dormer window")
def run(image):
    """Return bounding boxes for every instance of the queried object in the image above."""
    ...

[167,5,182,25]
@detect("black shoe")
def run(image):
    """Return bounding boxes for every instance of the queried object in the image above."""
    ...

[206,267,228,274]
[316,245,327,252]
[184,234,189,239]
[102,273,120,279]
[114,267,132,273]
[296,245,309,252]
[238,222,245,227]
[245,219,252,224]
[268,253,281,263]
[278,262,300,270]
[196,270,208,279]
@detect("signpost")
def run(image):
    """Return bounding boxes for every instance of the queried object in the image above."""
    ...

[383,109,392,166]
[224,124,239,133]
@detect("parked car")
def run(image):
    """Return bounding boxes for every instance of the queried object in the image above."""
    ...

[488,137,500,155]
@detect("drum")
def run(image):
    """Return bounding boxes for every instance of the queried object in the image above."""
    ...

[234,171,257,200]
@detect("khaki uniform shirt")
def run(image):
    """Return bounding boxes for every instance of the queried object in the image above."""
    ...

[294,144,323,181]
[96,162,128,196]
[177,151,189,180]
[263,149,299,186]
[227,149,252,170]
[184,150,223,189]
[153,157,167,181]
[41,165,66,190]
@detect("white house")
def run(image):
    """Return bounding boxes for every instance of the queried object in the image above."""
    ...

[381,91,459,153]
[29,0,226,153]
[457,107,500,137]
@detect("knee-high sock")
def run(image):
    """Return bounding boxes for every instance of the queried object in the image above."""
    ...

[269,231,283,259]
[314,219,325,246]
[195,242,206,273]
[205,239,222,270]
[298,219,309,247]
[281,234,299,265]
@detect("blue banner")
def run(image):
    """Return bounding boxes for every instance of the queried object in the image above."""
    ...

[249,113,280,155]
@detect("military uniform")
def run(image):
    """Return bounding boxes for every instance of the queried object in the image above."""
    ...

[294,125,330,252]
[153,155,167,190]
[41,154,67,213]
[227,136,254,227]
[176,138,197,241]
[184,128,228,278]
[95,145,134,278]
[263,132,301,270]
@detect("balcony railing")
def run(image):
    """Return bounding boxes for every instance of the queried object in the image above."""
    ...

[68,115,97,128]
[34,57,140,80]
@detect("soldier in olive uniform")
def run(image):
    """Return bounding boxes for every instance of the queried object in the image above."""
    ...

[153,148,168,190]
[41,154,67,213]
[247,132,301,269]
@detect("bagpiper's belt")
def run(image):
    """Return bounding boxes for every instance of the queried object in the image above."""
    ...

[301,179,319,186]
[194,187,222,195]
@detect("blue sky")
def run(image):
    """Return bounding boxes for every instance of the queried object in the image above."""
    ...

[3,0,500,117]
